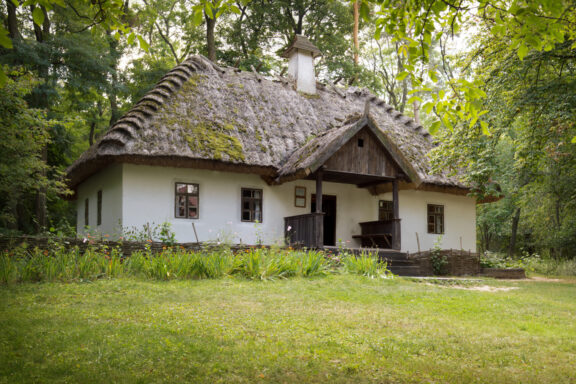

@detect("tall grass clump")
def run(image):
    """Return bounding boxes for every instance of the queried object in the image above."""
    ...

[288,250,328,277]
[1,241,394,285]
[526,256,576,277]
[235,248,293,280]
[124,246,241,280]
[0,243,124,284]
[342,252,393,278]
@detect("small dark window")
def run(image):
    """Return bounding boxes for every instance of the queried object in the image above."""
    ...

[175,183,199,219]
[241,188,263,222]
[97,190,102,226]
[84,198,89,227]
[379,200,393,220]
[427,204,444,234]
[358,138,364,147]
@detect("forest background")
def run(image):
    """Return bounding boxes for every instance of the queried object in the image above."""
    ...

[0,0,575,259]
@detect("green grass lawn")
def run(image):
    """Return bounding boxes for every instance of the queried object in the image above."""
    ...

[1,276,575,383]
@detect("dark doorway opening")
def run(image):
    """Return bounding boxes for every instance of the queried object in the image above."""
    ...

[311,194,337,246]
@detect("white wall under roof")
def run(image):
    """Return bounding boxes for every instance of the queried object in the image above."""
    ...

[76,164,123,238]
[287,49,317,95]
[75,164,477,252]
[120,164,376,245]
[379,189,477,253]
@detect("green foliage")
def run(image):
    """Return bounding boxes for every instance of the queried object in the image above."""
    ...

[342,252,392,278]
[367,0,576,135]
[0,242,123,284]
[0,244,355,285]
[0,70,70,231]
[430,237,447,276]
[121,222,177,245]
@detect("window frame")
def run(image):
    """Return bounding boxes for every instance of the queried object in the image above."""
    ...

[294,186,306,208]
[378,200,394,221]
[175,182,200,219]
[427,204,444,234]
[241,188,263,223]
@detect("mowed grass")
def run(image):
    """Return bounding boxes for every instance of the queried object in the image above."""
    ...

[1,276,575,383]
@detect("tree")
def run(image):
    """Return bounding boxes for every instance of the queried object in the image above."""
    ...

[366,0,576,136]
[0,69,69,232]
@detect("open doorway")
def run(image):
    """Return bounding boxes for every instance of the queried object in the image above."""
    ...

[311,194,337,246]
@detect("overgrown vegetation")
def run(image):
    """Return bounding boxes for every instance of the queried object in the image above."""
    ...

[481,251,576,277]
[0,243,391,285]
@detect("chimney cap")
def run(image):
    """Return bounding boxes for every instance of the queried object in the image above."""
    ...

[281,34,322,59]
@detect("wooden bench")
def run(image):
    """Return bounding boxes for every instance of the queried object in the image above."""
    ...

[352,233,392,248]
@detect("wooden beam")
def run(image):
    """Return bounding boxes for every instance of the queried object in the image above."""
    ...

[315,169,323,214]
[393,179,399,219]
[392,179,401,250]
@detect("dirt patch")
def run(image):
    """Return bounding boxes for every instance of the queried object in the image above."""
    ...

[450,285,518,292]
[530,276,561,282]
[423,283,518,292]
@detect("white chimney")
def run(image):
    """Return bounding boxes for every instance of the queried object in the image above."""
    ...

[281,35,322,95]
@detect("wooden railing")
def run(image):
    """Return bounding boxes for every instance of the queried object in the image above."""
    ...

[284,213,324,248]
[353,219,401,250]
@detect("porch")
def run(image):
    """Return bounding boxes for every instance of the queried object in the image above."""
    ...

[284,167,402,251]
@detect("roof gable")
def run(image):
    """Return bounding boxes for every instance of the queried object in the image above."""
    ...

[277,114,423,186]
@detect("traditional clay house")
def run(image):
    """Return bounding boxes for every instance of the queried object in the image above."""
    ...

[66,35,477,253]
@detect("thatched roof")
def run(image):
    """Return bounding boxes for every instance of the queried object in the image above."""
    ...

[66,55,467,193]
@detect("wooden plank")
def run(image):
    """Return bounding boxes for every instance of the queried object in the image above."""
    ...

[323,128,400,178]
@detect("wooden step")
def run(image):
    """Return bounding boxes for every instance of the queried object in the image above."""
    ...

[388,265,421,276]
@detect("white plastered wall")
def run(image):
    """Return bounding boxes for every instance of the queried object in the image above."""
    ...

[76,164,123,238]
[379,189,477,253]
[76,164,477,251]
[120,164,378,245]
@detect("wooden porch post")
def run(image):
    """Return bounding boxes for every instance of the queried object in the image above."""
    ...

[315,169,324,248]
[392,178,401,250]
[316,169,323,213]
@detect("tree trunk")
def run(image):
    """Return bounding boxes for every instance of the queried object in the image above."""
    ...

[205,12,216,61]
[508,207,521,257]
[353,0,359,65]
[31,5,44,42]
[35,146,48,232]
[6,0,20,39]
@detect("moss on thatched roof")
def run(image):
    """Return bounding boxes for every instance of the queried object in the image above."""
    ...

[66,55,466,192]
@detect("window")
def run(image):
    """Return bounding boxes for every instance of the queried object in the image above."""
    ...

[84,198,89,226]
[97,190,102,226]
[378,200,393,220]
[241,188,262,222]
[357,138,364,147]
[294,186,306,208]
[427,204,444,234]
[175,183,199,219]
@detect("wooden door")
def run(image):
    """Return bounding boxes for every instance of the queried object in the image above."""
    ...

[311,194,337,246]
